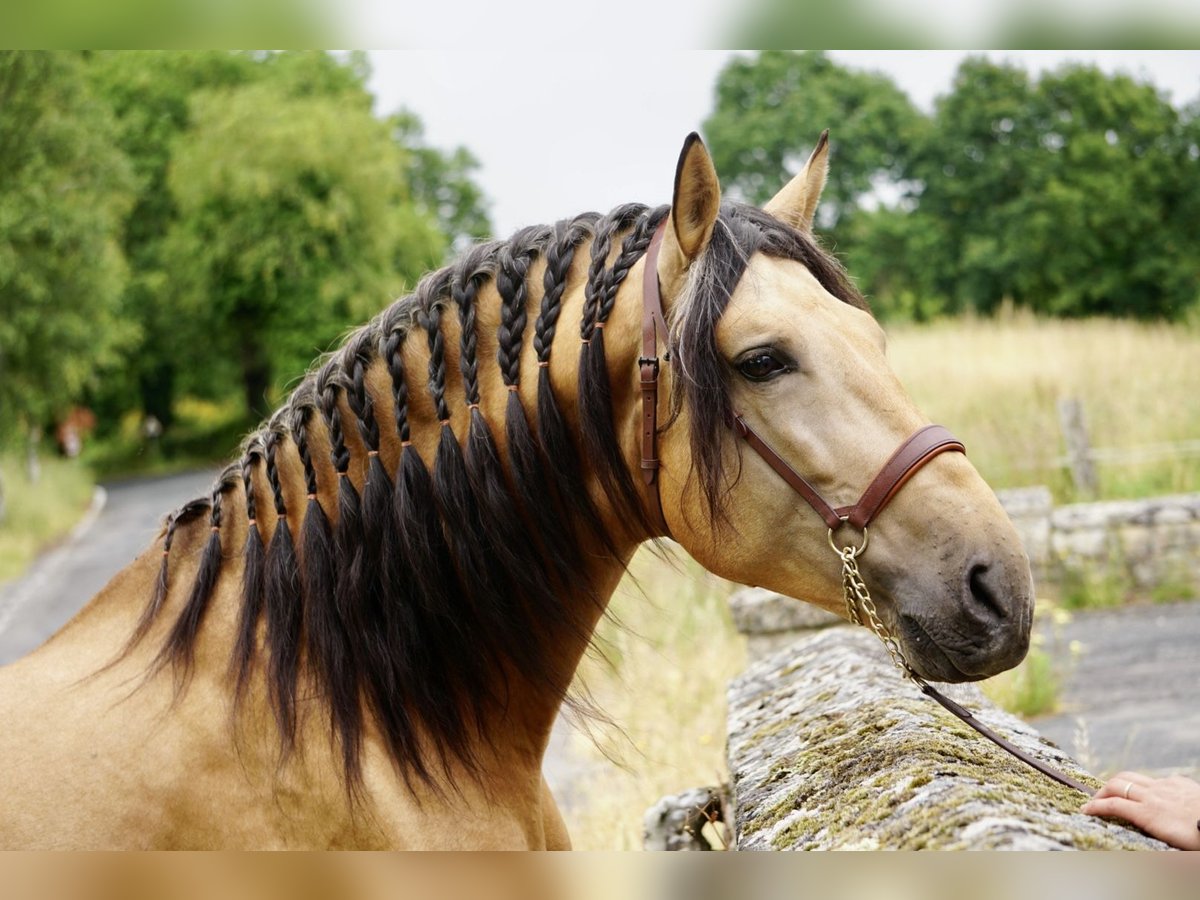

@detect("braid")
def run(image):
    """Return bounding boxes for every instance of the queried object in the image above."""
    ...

[342,325,426,785]
[498,226,603,598]
[598,205,668,324]
[262,423,303,750]
[382,325,412,444]
[577,205,662,539]
[232,435,267,699]
[531,214,620,559]
[291,399,320,499]
[453,276,483,406]
[420,299,451,423]
[496,227,544,387]
[343,330,382,455]
[579,223,616,341]
[385,302,490,774]
[452,243,503,407]
[157,467,237,682]
[580,204,645,339]
[535,214,598,362]
[125,495,210,652]
[310,363,365,786]
[241,444,259,526]
[318,364,352,477]
[266,429,288,518]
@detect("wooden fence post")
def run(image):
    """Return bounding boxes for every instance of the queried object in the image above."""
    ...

[1058,397,1098,500]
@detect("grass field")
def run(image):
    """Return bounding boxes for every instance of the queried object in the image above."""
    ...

[887,310,1200,503]
[562,314,1200,849]
[0,455,95,584]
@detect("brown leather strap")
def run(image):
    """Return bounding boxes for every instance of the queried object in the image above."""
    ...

[921,682,1096,796]
[835,425,965,530]
[640,220,671,535]
[733,418,964,533]
[732,414,843,530]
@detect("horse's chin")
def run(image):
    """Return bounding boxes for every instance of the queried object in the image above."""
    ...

[894,612,1029,684]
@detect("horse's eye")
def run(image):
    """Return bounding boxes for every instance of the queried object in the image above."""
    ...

[737,352,787,382]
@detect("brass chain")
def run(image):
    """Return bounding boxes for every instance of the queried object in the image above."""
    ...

[832,532,927,688]
[830,525,1097,797]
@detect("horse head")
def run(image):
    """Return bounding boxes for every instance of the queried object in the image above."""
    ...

[651,134,1034,683]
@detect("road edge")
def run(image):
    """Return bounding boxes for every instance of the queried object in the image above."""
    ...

[0,485,108,637]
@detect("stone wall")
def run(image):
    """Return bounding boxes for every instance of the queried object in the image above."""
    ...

[997,488,1200,595]
[726,627,1167,850]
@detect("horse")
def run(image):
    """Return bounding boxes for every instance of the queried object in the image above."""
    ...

[0,133,1034,849]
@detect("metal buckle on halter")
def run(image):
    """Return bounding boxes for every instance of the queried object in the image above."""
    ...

[638,356,660,379]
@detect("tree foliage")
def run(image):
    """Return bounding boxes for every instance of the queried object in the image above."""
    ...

[390,111,491,253]
[163,79,445,416]
[911,58,1197,318]
[705,52,1200,321]
[0,51,491,449]
[0,51,134,439]
[84,51,489,427]
[705,51,926,227]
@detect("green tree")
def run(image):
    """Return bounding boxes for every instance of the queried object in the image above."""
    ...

[912,58,1197,318]
[85,51,256,430]
[390,111,491,252]
[87,51,492,428]
[703,51,926,227]
[0,51,134,440]
[162,80,446,417]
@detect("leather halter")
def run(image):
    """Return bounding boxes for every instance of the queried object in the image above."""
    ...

[638,219,965,539]
[637,222,1095,797]
[639,221,672,535]
[732,418,964,533]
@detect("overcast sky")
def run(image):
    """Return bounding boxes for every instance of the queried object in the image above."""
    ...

[366,51,1200,237]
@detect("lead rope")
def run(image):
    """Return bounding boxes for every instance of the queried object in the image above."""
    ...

[830,525,1097,797]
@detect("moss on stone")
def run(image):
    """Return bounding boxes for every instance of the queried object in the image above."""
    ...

[729,629,1161,850]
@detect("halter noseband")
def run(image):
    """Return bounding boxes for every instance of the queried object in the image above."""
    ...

[637,219,1094,797]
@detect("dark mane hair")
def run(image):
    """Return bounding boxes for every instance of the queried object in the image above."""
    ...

[131,200,865,793]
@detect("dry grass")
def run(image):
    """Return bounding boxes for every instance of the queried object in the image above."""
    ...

[560,545,744,850]
[886,310,1200,502]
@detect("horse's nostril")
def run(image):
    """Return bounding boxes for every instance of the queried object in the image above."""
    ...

[968,562,1007,621]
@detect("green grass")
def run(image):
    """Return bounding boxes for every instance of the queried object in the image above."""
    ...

[982,601,1073,718]
[1057,567,1130,611]
[0,454,95,584]
[981,642,1061,718]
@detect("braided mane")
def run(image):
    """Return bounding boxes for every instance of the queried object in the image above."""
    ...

[131,201,864,792]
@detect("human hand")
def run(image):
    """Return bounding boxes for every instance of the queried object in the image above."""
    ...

[1081,771,1200,850]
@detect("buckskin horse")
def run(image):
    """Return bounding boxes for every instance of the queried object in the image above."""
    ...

[0,134,1033,848]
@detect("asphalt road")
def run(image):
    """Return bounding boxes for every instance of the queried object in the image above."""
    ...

[1035,600,1200,778]
[2,470,1197,787]
[0,469,218,665]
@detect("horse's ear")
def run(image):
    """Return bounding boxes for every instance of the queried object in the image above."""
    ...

[660,133,721,287]
[763,129,829,232]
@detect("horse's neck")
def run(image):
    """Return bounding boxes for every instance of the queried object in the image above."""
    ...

[62,232,655,792]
